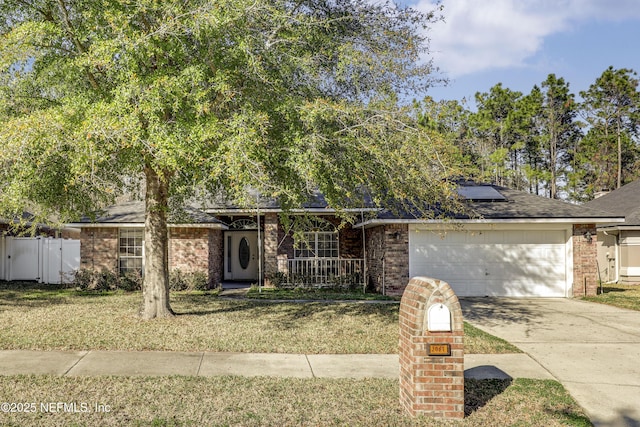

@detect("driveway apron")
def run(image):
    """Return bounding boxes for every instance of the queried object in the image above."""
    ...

[460,298,640,427]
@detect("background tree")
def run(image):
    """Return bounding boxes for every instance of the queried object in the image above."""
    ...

[468,84,528,188]
[534,74,581,199]
[414,96,474,174]
[517,86,546,195]
[0,1,460,318]
[578,66,640,194]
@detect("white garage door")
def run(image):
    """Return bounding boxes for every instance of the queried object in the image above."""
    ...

[409,227,568,297]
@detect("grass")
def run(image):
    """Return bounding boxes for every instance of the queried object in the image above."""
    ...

[583,283,640,311]
[245,286,400,301]
[464,323,520,354]
[0,375,591,426]
[0,282,518,354]
[0,282,592,426]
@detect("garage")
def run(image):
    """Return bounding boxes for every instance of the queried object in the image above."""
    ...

[409,225,570,297]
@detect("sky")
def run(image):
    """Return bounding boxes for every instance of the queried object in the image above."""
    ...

[400,0,640,106]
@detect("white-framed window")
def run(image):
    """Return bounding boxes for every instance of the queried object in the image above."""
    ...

[119,228,143,274]
[294,218,339,259]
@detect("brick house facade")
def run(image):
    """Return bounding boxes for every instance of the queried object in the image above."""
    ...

[79,226,225,287]
[71,183,621,296]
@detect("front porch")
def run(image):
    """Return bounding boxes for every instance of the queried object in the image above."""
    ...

[275,258,365,289]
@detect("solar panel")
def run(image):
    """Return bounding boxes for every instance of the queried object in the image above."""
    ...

[457,186,506,202]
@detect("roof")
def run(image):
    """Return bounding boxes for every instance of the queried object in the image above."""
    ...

[356,183,624,227]
[583,179,640,227]
[70,183,623,229]
[201,189,379,213]
[70,201,227,229]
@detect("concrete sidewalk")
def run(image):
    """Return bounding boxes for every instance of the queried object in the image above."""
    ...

[0,350,552,380]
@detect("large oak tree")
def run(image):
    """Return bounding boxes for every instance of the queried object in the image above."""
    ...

[0,0,461,318]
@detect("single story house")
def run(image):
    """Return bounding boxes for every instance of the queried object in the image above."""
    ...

[70,182,623,297]
[584,179,640,284]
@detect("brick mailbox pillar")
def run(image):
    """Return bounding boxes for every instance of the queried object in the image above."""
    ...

[399,276,465,419]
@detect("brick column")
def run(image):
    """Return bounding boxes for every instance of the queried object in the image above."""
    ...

[263,213,279,287]
[399,276,465,419]
[572,224,598,296]
[364,224,409,296]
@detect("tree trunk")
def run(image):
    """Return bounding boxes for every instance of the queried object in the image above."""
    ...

[616,116,622,189]
[549,132,557,199]
[140,164,174,319]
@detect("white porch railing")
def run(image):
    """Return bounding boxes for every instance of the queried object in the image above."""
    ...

[276,258,364,288]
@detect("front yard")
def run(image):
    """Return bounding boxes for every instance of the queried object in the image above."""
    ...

[0,282,590,426]
[0,282,518,354]
[583,283,640,311]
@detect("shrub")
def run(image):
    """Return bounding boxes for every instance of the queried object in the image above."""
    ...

[73,268,209,292]
[169,269,208,291]
[72,268,120,291]
[119,271,143,291]
[266,271,288,289]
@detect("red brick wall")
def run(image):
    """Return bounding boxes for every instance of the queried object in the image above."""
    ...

[399,277,465,419]
[572,223,598,296]
[169,227,223,288]
[365,224,409,296]
[338,221,364,259]
[263,213,279,285]
[80,227,119,272]
[81,226,223,288]
[208,228,223,287]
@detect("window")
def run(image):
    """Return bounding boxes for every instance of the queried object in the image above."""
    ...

[119,229,143,274]
[294,218,338,259]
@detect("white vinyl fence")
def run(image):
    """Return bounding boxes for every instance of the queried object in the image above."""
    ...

[0,236,80,284]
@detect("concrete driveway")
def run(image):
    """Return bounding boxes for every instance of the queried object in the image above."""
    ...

[460,298,640,427]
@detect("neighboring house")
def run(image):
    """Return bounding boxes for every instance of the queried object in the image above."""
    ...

[70,182,623,297]
[584,179,640,284]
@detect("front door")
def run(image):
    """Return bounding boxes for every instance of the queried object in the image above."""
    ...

[224,231,259,281]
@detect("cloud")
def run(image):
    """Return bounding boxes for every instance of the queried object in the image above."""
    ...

[411,0,640,77]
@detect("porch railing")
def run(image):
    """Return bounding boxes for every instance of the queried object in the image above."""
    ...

[276,258,364,288]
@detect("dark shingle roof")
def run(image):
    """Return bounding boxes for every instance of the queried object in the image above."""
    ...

[466,185,617,220]
[372,183,621,222]
[75,201,225,226]
[584,180,640,226]
[74,183,622,227]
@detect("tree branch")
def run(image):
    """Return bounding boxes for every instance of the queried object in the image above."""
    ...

[55,0,101,93]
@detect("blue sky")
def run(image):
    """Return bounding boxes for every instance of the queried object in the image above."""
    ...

[400,0,640,105]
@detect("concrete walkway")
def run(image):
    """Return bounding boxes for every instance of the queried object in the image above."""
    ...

[461,298,640,427]
[0,350,550,380]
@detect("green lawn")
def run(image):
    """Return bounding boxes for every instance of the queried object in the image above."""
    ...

[583,283,640,311]
[245,286,401,301]
[0,282,591,426]
[0,282,518,354]
[0,376,590,426]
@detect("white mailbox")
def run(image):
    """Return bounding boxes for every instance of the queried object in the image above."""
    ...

[427,304,452,332]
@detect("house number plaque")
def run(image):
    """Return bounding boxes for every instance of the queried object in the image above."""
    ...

[427,343,451,356]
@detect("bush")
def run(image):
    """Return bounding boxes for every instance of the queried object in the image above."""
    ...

[73,268,121,291]
[119,271,143,291]
[266,271,288,289]
[169,269,209,291]
[73,268,208,292]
